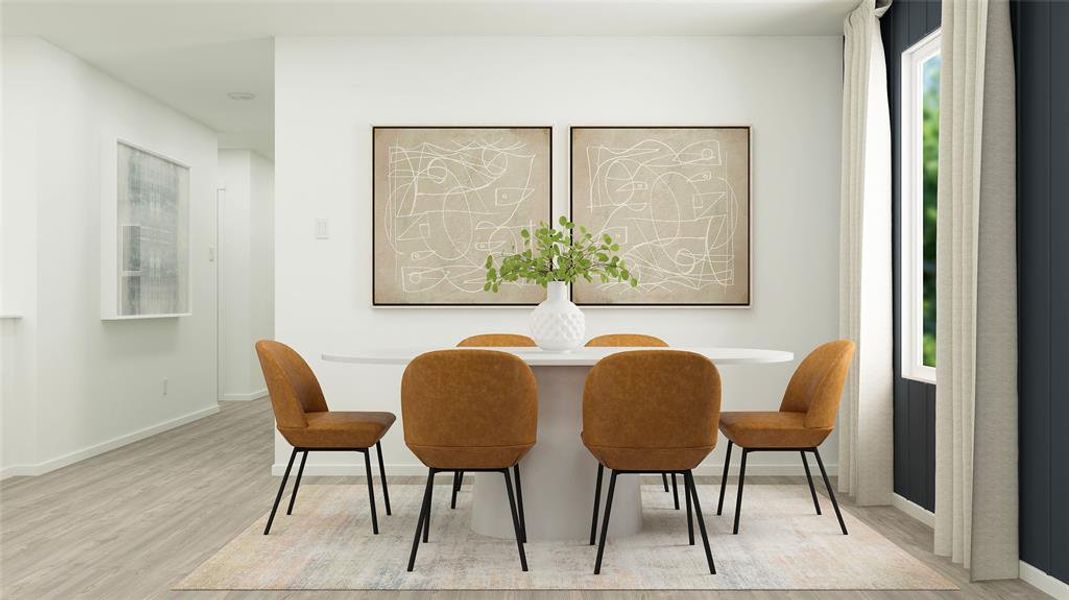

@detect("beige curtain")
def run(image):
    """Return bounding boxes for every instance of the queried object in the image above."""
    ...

[838,0,894,507]
[934,0,1018,581]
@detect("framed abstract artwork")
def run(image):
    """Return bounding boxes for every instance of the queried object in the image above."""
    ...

[101,140,191,319]
[570,126,751,306]
[372,126,552,306]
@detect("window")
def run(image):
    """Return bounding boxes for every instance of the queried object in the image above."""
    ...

[901,30,940,383]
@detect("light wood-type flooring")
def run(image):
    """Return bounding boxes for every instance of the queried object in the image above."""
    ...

[0,399,1051,600]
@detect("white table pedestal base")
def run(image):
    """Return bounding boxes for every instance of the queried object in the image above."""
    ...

[470,365,642,541]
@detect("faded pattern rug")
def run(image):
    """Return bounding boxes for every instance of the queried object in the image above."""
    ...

[177,483,956,591]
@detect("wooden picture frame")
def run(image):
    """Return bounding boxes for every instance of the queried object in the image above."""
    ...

[570,126,752,307]
[372,126,552,306]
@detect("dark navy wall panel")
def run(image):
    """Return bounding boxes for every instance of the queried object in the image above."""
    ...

[1045,0,1069,584]
[883,0,939,513]
[882,0,1066,584]
[1014,0,1069,584]
[1014,0,1052,574]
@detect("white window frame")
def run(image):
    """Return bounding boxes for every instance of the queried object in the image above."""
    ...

[900,29,940,384]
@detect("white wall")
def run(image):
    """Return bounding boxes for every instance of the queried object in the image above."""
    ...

[274,36,843,475]
[0,37,220,477]
[218,149,274,400]
[1,38,42,471]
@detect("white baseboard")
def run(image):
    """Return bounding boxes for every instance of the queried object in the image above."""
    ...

[0,405,220,480]
[220,389,268,402]
[1021,561,1069,600]
[891,493,935,527]
[0,464,37,479]
[272,462,838,478]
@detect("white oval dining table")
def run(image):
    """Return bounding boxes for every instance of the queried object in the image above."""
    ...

[322,346,794,541]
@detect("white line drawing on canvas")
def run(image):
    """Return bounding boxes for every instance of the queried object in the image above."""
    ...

[582,137,741,296]
[383,134,540,296]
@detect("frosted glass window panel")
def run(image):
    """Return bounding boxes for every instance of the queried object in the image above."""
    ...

[115,142,190,316]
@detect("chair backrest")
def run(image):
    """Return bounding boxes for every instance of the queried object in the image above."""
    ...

[585,333,669,347]
[778,340,856,429]
[401,349,538,450]
[457,333,537,347]
[255,340,329,430]
[583,350,720,451]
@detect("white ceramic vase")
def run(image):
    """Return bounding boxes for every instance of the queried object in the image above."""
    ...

[529,281,585,351]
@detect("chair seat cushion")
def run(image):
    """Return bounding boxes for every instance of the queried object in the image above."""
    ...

[279,411,396,449]
[718,411,831,449]
[406,443,534,470]
[581,432,714,471]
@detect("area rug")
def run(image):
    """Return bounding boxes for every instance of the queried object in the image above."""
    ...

[177,483,956,591]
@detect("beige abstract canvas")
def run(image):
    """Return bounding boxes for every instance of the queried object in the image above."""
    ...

[373,127,550,305]
[571,127,751,306]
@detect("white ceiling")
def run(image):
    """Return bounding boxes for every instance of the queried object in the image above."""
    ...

[1,0,854,159]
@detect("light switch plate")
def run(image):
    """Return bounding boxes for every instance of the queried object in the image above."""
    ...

[314,218,329,239]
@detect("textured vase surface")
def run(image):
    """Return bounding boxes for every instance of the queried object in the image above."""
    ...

[529,281,585,351]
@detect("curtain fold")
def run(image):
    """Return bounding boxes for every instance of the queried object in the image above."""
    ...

[838,0,894,507]
[933,0,1018,581]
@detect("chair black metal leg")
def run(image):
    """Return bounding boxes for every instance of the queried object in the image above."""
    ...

[264,447,297,535]
[732,449,748,534]
[593,470,618,575]
[503,469,529,571]
[406,469,435,572]
[662,473,670,492]
[589,463,604,545]
[685,471,694,545]
[685,470,716,574]
[513,464,527,543]
[717,440,733,515]
[671,473,680,510]
[376,441,391,516]
[423,470,434,543]
[800,450,822,515]
[362,449,379,535]
[813,448,848,535]
[286,450,308,515]
[451,471,461,509]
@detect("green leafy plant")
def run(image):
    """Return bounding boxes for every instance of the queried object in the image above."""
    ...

[484,216,639,292]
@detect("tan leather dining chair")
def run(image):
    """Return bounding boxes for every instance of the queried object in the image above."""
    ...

[402,349,537,571]
[583,350,721,575]
[449,333,535,511]
[585,333,669,348]
[585,333,681,508]
[457,333,536,347]
[716,340,855,535]
[256,340,396,536]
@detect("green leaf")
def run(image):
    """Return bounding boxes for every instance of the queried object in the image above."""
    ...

[480,218,639,289]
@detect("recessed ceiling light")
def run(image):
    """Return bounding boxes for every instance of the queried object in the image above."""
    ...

[227,92,256,101]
